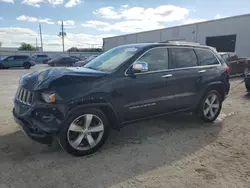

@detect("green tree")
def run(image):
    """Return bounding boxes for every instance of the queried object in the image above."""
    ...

[18,43,36,51]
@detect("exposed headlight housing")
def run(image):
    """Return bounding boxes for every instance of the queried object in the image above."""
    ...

[41,93,56,103]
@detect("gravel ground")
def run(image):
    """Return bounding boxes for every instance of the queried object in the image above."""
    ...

[0,65,250,188]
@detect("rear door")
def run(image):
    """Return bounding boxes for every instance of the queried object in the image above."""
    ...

[169,47,201,110]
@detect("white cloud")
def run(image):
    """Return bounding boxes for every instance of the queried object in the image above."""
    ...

[82,19,164,33]
[81,20,110,28]
[57,20,75,26]
[21,0,63,7]
[47,0,63,5]
[0,27,37,36]
[22,0,44,7]
[94,6,122,19]
[90,5,190,33]
[16,15,55,24]
[214,14,226,19]
[102,20,164,33]
[65,0,81,8]
[94,5,189,22]
[0,0,14,3]
[121,5,129,8]
[183,18,206,24]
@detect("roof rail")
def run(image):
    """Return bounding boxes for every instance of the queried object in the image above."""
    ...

[159,41,200,45]
[167,41,200,45]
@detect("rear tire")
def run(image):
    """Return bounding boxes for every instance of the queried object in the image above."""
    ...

[198,90,222,122]
[58,108,110,156]
[23,62,31,69]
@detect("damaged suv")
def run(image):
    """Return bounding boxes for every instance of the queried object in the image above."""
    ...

[13,42,230,156]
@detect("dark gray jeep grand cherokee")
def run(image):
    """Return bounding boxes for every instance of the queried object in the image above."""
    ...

[13,42,230,156]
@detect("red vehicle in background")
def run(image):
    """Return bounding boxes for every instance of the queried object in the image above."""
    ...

[219,52,250,76]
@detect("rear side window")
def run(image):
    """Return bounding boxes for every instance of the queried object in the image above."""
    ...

[15,56,28,60]
[171,48,197,68]
[195,49,219,65]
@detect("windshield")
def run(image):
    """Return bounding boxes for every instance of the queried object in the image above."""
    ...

[84,46,140,73]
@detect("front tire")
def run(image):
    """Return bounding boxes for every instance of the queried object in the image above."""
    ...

[58,108,110,156]
[0,63,4,69]
[198,90,222,122]
[23,62,31,69]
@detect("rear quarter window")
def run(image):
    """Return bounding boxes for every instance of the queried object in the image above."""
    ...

[195,48,219,66]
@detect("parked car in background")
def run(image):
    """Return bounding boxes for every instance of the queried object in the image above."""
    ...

[48,56,78,67]
[0,55,35,69]
[13,42,230,156]
[70,56,82,61]
[219,52,250,76]
[74,55,98,66]
[32,54,51,64]
[245,73,250,92]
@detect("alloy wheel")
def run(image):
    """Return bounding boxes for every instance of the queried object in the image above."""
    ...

[67,114,104,151]
[203,93,220,120]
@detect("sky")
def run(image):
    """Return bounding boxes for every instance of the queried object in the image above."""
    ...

[0,0,249,51]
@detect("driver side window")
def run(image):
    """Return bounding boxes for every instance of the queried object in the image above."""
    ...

[136,47,169,71]
[6,56,14,61]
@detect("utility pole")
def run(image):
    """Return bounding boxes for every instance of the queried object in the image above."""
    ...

[58,20,66,52]
[39,23,43,51]
[36,37,38,51]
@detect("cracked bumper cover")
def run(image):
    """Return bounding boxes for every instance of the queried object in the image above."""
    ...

[13,99,67,144]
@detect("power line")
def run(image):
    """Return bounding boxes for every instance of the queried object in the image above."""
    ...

[58,20,66,52]
[39,23,43,51]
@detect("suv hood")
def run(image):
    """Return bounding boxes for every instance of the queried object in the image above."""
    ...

[20,67,108,90]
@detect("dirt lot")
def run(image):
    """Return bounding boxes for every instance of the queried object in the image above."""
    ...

[0,65,250,188]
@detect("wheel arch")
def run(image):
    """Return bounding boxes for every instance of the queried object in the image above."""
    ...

[67,102,119,130]
[204,82,225,101]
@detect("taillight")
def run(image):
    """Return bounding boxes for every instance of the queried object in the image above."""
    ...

[225,67,230,73]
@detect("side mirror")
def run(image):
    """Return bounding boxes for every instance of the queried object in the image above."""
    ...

[132,61,148,73]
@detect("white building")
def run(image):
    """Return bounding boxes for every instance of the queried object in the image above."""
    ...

[103,14,250,57]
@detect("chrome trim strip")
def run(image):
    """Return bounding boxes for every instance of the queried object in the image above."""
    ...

[124,46,222,76]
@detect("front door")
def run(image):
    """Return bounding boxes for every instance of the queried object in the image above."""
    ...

[3,56,16,68]
[113,47,176,122]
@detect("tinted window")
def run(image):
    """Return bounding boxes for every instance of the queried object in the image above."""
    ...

[137,47,169,71]
[62,57,71,60]
[195,49,219,65]
[171,48,197,68]
[14,56,28,60]
[5,56,14,61]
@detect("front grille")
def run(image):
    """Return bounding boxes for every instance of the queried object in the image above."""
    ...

[15,87,34,105]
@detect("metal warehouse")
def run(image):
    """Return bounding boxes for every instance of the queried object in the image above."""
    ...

[103,14,250,57]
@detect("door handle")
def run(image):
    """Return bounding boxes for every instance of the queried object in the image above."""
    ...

[198,70,206,73]
[162,74,172,78]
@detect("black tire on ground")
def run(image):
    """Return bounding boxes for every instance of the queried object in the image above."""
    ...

[0,63,4,69]
[198,90,222,122]
[23,62,31,69]
[58,108,110,156]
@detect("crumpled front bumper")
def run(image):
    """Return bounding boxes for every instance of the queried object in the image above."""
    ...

[13,99,67,145]
[13,108,53,144]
